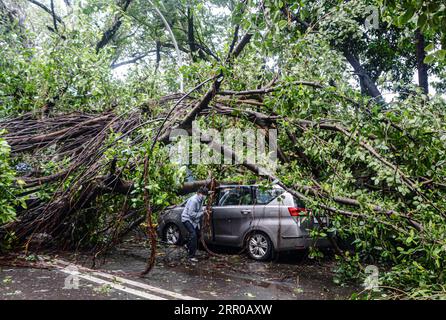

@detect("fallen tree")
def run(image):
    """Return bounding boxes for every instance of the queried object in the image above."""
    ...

[1,0,446,299]
[1,90,443,246]
[1,81,446,298]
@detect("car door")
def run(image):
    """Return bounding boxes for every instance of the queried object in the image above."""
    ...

[212,186,254,246]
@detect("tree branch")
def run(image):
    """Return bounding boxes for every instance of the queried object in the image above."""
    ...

[50,0,58,32]
[111,52,158,69]
[95,0,133,53]
[343,50,383,100]
[203,136,423,232]
[27,0,63,24]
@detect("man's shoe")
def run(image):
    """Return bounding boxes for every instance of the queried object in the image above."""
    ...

[188,257,198,263]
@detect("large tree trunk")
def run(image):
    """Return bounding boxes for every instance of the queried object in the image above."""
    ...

[416,29,429,94]
[187,7,198,62]
[343,50,383,101]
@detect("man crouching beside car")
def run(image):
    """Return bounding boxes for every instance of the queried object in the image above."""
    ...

[181,187,209,262]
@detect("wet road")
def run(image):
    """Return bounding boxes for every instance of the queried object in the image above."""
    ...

[0,242,358,300]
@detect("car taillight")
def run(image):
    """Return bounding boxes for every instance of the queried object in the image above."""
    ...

[288,207,307,217]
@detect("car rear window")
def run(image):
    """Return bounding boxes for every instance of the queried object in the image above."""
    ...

[293,197,306,208]
[255,188,284,204]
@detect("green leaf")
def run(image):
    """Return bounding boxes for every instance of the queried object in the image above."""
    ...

[398,7,416,25]
[425,43,435,52]
[277,20,288,30]
[436,49,446,60]
[424,53,435,64]
[417,13,428,30]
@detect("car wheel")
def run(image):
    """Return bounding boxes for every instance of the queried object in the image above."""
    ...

[163,223,182,245]
[246,232,273,261]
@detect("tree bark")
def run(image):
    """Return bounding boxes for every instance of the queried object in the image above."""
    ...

[343,50,383,100]
[187,7,198,62]
[95,0,133,53]
[415,29,429,94]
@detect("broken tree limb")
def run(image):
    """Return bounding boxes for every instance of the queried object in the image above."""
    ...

[231,33,253,59]
[140,77,217,276]
[27,0,64,25]
[217,80,360,107]
[211,104,432,206]
[140,27,254,274]
[2,95,427,241]
[95,0,133,53]
[203,136,423,232]
[218,80,324,96]
[178,179,244,195]
[200,177,222,256]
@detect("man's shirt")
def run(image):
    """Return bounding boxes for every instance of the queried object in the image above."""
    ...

[181,194,204,229]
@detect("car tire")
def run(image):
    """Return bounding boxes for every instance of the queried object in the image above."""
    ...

[246,232,273,261]
[163,223,182,245]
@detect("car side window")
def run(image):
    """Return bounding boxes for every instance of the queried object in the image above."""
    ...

[255,188,284,205]
[217,187,253,206]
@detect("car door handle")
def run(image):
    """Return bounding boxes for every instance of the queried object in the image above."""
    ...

[241,209,251,215]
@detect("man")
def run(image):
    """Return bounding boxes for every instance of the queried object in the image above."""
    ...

[181,186,209,262]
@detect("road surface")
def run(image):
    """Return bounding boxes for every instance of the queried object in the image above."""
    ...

[0,241,358,300]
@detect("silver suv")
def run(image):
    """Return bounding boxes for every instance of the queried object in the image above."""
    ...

[157,185,331,261]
